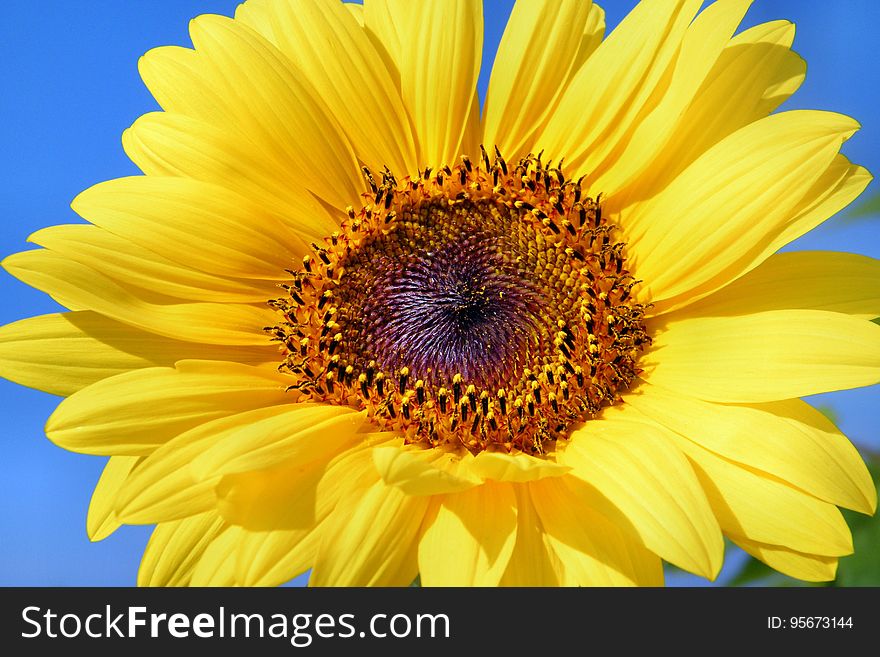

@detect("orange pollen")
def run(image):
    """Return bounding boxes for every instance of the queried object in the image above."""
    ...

[267,146,651,455]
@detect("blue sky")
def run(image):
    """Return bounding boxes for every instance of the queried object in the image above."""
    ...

[1,0,878,586]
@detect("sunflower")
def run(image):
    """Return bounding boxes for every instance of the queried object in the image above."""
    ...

[1,0,878,587]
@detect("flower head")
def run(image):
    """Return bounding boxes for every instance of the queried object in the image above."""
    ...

[2,0,878,586]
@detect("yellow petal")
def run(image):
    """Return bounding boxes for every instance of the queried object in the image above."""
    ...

[138,512,226,587]
[419,483,518,586]
[772,155,872,253]
[467,450,570,483]
[498,486,563,586]
[188,14,363,209]
[72,176,302,281]
[218,463,323,532]
[216,439,384,531]
[372,445,483,495]
[482,0,596,161]
[595,0,754,195]
[0,311,272,397]
[560,416,723,579]
[137,45,234,126]
[316,441,388,510]
[626,386,876,514]
[672,433,853,556]
[192,404,363,478]
[46,360,289,455]
[617,19,805,206]
[649,155,871,315]
[661,251,880,320]
[362,0,409,71]
[141,18,363,209]
[255,0,419,178]
[189,525,242,586]
[391,0,482,169]
[232,0,274,38]
[3,250,274,346]
[538,0,701,177]
[311,480,428,586]
[644,310,880,402]
[234,527,320,587]
[123,112,340,244]
[345,3,364,26]
[87,456,141,542]
[114,406,301,525]
[30,223,274,304]
[570,3,606,73]
[530,477,664,586]
[626,111,858,304]
[731,535,838,582]
[222,469,332,533]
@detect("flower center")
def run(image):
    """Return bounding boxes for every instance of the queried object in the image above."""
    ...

[269,148,650,455]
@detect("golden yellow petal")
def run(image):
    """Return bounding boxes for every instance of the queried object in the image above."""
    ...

[233,0,274,37]
[138,512,226,587]
[30,224,274,304]
[123,112,340,244]
[419,483,517,586]
[234,527,320,587]
[142,17,364,209]
[72,176,303,281]
[87,456,141,542]
[731,535,839,582]
[594,0,754,195]
[626,111,858,304]
[389,0,482,169]
[362,0,411,71]
[626,386,876,514]
[675,435,854,556]
[137,45,234,126]
[467,450,570,483]
[189,525,242,586]
[498,485,563,586]
[616,19,805,206]
[45,360,290,455]
[213,412,375,531]
[310,480,428,586]
[560,416,723,579]
[372,444,483,496]
[344,3,364,26]
[252,0,419,178]
[217,439,385,532]
[192,404,363,478]
[3,250,274,346]
[538,0,701,177]
[644,310,880,402]
[649,155,871,315]
[773,154,873,252]
[216,460,325,532]
[316,440,389,508]
[0,311,272,397]
[659,251,880,320]
[482,0,596,161]
[115,407,300,525]
[531,476,664,586]
[571,3,606,72]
